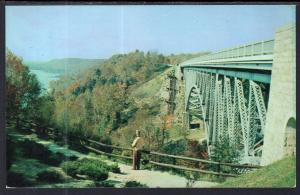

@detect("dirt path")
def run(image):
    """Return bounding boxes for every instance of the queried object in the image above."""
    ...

[107,163,218,188]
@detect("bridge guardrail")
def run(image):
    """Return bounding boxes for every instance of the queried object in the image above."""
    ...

[8,119,261,178]
[181,39,274,65]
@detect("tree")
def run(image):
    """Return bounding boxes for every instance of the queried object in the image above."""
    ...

[84,94,94,124]
[95,68,102,79]
[34,94,55,127]
[6,50,41,125]
[160,114,174,146]
[209,136,240,173]
[140,123,166,151]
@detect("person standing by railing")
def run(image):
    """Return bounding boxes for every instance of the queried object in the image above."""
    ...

[131,130,144,170]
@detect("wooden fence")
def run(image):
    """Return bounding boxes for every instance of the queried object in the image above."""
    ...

[8,119,261,178]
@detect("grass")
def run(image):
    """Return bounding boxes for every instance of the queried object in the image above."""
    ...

[131,68,170,100]
[218,156,296,188]
[37,140,84,158]
[10,158,50,180]
[8,129,84,159]
[8,158,50,186]
[36,179,96,188]
[168,126,206,142]
[186,129,206,141]
[37,167,71,183]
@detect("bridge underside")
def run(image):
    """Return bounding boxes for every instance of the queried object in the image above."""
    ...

[184,68,270,165]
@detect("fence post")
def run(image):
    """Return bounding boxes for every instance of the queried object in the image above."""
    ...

[217,162,221,178]
[137,150,141,170]
[172,158,176,165]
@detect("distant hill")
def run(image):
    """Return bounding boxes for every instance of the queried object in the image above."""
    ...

[25,58,105,74]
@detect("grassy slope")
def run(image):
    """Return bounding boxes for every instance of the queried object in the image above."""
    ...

[130,67,170,100]
[218,156,296,188]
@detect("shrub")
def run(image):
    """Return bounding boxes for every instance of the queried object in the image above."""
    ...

[6,137,16,170]
[78,162,108,181]
[60,161,79,177]
[124,181,148,188]
[60,158,110,181]
[96,180,115,187]
[78,158,110,170]
[158,139,188,165]
[68,155,79,161]
[184,172,201,187]
[19,139,67,166]
[7,171,33,187]
[98,136,113,153]
[36,168,67,183]
[185,140,208,159]
[109,163,121,174]
[20,139,51,161]
[67,139,89,154]
[161,139,187,155]
[48,152,67,166]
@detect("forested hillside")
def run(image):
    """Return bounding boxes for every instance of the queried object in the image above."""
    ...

[49,51,162,146]
[6,49,209,159]
[47,50,209,149]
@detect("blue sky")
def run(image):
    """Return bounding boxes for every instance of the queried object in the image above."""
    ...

[6,5,295,61]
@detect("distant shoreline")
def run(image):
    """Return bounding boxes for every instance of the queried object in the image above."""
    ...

[29,67,63,75]
[30,69,61,90]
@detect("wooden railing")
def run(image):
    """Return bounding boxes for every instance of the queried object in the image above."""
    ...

[7,119,261,178]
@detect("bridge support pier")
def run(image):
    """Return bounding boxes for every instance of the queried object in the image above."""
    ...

[261,25,296,166]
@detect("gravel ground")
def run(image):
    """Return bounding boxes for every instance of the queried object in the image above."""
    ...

[107,163,218,188]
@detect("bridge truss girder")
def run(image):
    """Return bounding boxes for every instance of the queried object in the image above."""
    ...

[185,69,268,163]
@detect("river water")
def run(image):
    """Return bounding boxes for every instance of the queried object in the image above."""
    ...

[30,69,60,90]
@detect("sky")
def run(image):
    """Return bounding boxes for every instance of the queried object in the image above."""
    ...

[6,5,295,62]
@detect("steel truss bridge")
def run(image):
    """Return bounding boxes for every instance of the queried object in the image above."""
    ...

[180,40,275,165]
